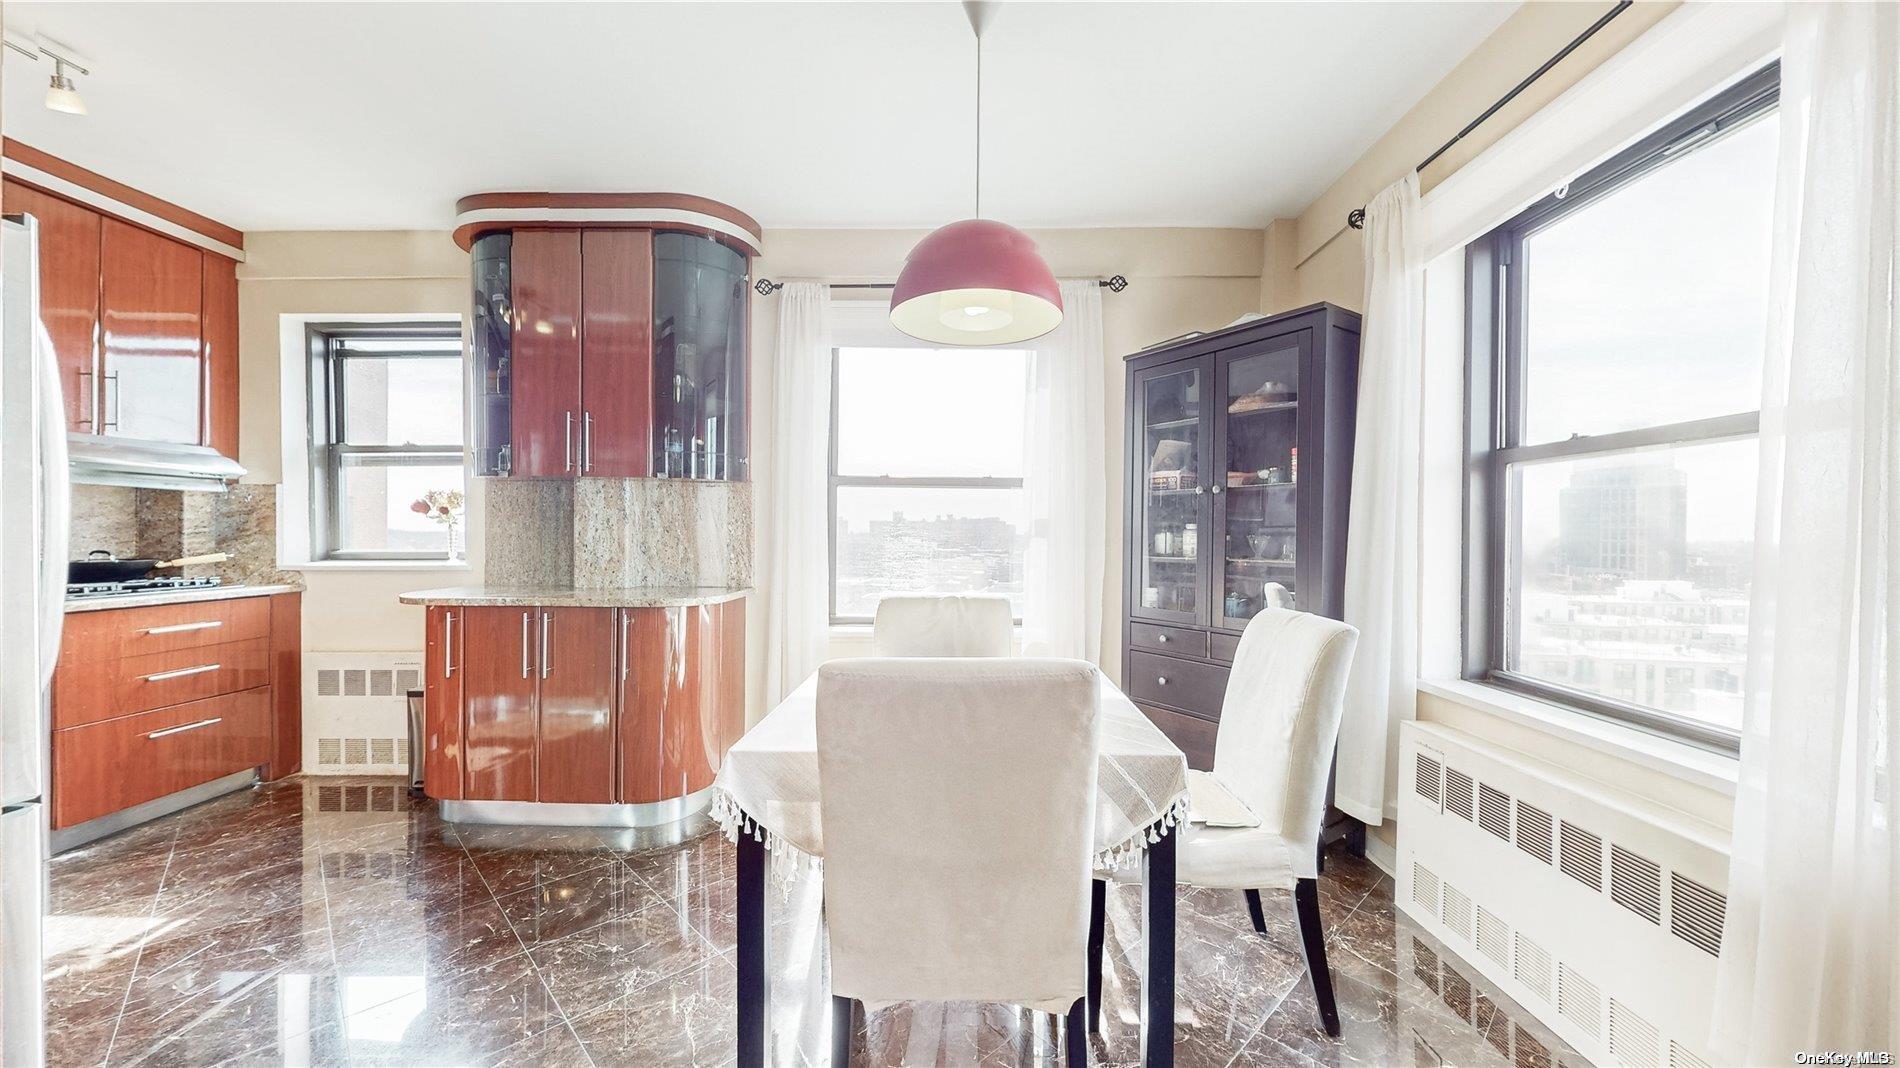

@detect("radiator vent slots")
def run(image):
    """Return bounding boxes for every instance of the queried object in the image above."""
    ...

[1557,963,1600,1039]
[1446,767,1475,820]
[1477,905,1511,968]
[1610,845,1663,924]
[1415,752,1443,806]
[1609,999,1659,1067]
[1478,782,1513,841]
[1413,862,1441,914]
[1444,883,1474,943]
[1513,932,1552,1002]
[305,652,425,775]
[1670,1040,1714,1068]
[1668,873,1727,956]
[1559,821,1606,891]
[1515,801,1555,864]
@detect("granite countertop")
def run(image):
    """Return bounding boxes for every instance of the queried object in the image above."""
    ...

[65,583,303,614]
[398,585,751,608]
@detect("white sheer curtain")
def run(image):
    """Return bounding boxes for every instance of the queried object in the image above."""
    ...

[1020,280,1106,661]
[1334,173,1424,825]
[1713,4,1898,1060]
[763,283,833,703]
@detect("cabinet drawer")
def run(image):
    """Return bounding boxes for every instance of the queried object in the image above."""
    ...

[52,688,270,829]
[56,638,270,730]
[1130,622,1207,658]
[61,596,271,661]
[1137,703,1217,772]
[1126,651,1229,718]
[1209,631,1242,664]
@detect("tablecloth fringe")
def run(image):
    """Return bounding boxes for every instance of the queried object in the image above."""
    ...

[713,788,1191,879]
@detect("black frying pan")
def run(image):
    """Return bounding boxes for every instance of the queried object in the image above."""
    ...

[70,550,230,583]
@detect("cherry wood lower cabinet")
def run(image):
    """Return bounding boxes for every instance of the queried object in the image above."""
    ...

[50,591,302,833]
[422,598,745,808]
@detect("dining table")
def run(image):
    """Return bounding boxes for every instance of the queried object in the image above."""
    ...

[712,669,1193,1067]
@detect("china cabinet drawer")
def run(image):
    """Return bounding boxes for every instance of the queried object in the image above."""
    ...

[56,638,269,730]
[1136,703,1217,771]
[1209,631,1242,664]
[1129,622,1207,658]
[61,596,271,662]
[1126,651,1229,718]
[52,688,271,829]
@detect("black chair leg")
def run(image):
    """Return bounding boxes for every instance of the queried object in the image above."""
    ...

[831,995,853,1065]
[1293,878,1340,1037]
[1086,878,1106,1033]
[1065,997,1089,1065]
[1243,888,1268,935]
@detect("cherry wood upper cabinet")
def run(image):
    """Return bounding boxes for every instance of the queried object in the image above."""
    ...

[101,218,203,444]
[201,254,240,458]
[534,607,616,804]
[509,230,583,478]
[5,180,102,432]
[461,607,538,801]
[579,230,654,477]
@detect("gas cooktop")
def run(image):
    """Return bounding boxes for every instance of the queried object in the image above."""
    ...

[67,576,225,600]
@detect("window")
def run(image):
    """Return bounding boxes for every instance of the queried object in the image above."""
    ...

[308,324,466,560]
[1466,65,1778,750]
[828,342,1030,623]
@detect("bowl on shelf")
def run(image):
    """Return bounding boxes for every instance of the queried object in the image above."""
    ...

[1247,533,1281,558]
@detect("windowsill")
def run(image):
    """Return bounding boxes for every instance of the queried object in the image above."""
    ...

[1417,677,1739,798]
[283,559,476,573]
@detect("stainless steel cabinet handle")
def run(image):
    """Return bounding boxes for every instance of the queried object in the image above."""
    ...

[144,620,223,635]
[564,411,574,472]
[540,612,553,679]
[521,612,531,678]
[142,663,220,682]
[147,717,222,740]
[583,412,594,472]
[443,611,456,677]
[621,612,631,682]
[104,371,121,430]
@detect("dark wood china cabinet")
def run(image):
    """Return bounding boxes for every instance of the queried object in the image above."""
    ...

[1122,303,1361,785]
[457,193,758,481]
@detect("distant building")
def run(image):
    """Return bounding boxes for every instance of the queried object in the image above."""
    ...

[1558,463,1688,580]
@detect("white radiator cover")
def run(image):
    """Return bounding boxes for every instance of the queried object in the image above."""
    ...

[1398,720,1731,1068]
[303,651,424,776]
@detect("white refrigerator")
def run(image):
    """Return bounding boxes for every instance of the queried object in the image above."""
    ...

[1,211,72,1067]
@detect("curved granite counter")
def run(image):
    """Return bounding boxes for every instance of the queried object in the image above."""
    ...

[402,585,749,828]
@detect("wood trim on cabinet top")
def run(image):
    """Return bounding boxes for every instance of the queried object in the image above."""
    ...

[452,192,762,256]
[1,139,245,259]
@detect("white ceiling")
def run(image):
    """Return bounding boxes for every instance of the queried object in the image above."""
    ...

[1,2,1516,232]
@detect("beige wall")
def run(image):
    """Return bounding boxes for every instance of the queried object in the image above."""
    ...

[237,231,471,652]
[1261,0,1682,315]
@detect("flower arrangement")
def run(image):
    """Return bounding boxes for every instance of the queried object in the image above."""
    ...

[411,489,466,559]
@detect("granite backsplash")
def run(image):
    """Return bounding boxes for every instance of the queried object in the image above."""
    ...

[484,477,753,589]
[67,482,302,589]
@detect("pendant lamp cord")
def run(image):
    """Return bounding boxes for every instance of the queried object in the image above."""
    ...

[974,28,982,219]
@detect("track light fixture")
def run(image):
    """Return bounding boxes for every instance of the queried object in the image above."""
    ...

[4,36,91,116]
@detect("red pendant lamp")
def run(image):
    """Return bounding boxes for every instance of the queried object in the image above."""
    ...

[890,2,1062,346]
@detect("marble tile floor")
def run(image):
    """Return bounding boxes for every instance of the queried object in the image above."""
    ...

[43,776,1583,1067]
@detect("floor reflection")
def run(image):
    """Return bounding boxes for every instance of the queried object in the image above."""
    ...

[43,776,1580,1067]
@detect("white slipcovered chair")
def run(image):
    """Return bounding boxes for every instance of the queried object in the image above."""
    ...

[1093,607,1359,1037]
[871,594,1013,657]
[816,657,1102,1065]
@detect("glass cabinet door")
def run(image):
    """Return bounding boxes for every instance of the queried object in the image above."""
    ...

[1132,360,1209,625]
[652,233,748,480]
[1216,337,1305,628]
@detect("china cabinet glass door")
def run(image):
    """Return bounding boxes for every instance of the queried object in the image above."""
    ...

[1132,360,1209,625]
[1215,336,1307,629]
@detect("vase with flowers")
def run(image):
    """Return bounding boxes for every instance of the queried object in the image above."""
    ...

[411,489,466,561]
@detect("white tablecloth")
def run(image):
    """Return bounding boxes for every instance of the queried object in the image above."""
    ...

[712,672,1192,872]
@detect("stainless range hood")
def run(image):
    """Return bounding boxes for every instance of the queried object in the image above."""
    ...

[67,434,245,492]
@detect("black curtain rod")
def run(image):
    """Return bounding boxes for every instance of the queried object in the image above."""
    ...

[753,275,1128,296]
[1346,0,1632,231]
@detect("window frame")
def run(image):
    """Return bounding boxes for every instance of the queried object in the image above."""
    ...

[306,322,466,562]
[824,334,1027,626]
[1463,63,1779,753]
